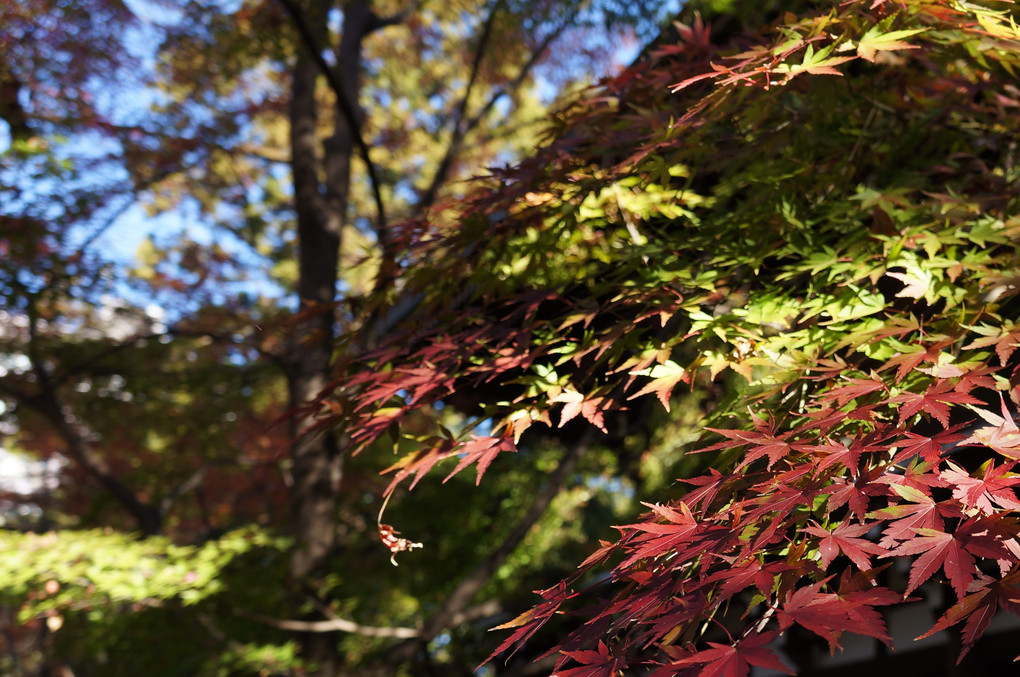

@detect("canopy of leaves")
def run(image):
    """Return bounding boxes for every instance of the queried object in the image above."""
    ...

[329,0,1020,672]
[0,0,678,675]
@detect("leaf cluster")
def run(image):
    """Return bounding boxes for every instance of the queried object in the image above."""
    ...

[331,0,1020,672]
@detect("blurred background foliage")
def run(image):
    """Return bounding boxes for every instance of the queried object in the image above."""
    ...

[0,0,715,674]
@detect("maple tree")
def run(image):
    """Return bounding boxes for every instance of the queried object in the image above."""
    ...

[320,0,1020,674]
[0,0,671,675]
[5,0,1020,675]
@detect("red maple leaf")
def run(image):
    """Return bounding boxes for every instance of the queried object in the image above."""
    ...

[795,407,853,436]
[889,527,976,599]
[875,483,946,549]
[349,406,404,448]
[705,559,792,602]
[816,376,886,407]
[803,521,888,571]
[745,480,820,525]
[810,439,859,475]
[443,435,516,485]
[616,502,704,566]
[674,12,713,51]
[837,586,900,646]
[958,396,1020,460]
[824,465,888,521]
[952,364,998,394]
[551,390,608,432]
[964,325,1020,366]
[956,514,1020,562]
[918,568,1020,662]
[778,580,894,651]
[555,641,626,677]
[941,460,1020,515]
[881,339,954,382]
[811,432,889,477]
[382,445,451,494]
[628,361,689,412]
[704,415,797,470]
[888,380,982,428]
[487,581,572,662]
[669,632,793,677]
[877,457,945,497]
[679,468,740,516]
[890,427,966,465]
[641,591,711,650]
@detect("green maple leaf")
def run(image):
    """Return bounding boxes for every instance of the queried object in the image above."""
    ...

[856,25,926,62]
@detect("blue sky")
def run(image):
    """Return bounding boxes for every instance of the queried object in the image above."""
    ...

[64,0,675,287]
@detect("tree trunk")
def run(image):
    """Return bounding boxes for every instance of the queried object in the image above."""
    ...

[287,46,343,582]
[287,42,345,675]
[285,1,372,674]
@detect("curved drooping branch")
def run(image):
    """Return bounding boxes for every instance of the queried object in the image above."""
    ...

[385,431,593,664]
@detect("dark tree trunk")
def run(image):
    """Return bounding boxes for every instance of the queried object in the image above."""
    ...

[287,46,343,583]
[285,1,372,674]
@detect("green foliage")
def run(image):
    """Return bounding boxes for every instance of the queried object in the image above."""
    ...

[0,528,301,676]
[10,0,1020,674]
[0,528,280,613]
[2,0,683,671]
[333,0,1020,673]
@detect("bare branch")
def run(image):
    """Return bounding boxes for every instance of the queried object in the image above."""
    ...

[239,609,419,638]
[159,465,209,518]
[416,0,503,211]
[431,432,588,629]
[14,379,162,534]
[467,20,570,132]
[52,325,284,389]
[418,17,570,213]
[13,292,161,534]
[195,613,229,644]
[448,599,504,627]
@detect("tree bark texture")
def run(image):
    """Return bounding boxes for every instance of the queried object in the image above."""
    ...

[286,1,372,673]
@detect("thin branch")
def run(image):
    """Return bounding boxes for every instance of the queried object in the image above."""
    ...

[448,599,504,627]
[238,609,418,638]
[418,18,570,213]
[73,156,187,257]
[159,465,209,518]
[12,373,162,534]
[276,0,388,233]
[47,405,162,534]
[416,0,503,211]
[52,325,284,388]
[430,432,589,629]
[49,330,159,387]
[195,613,229,643]
[469,20,570,130]
[76,194,137,255]
[6,295,158,534]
